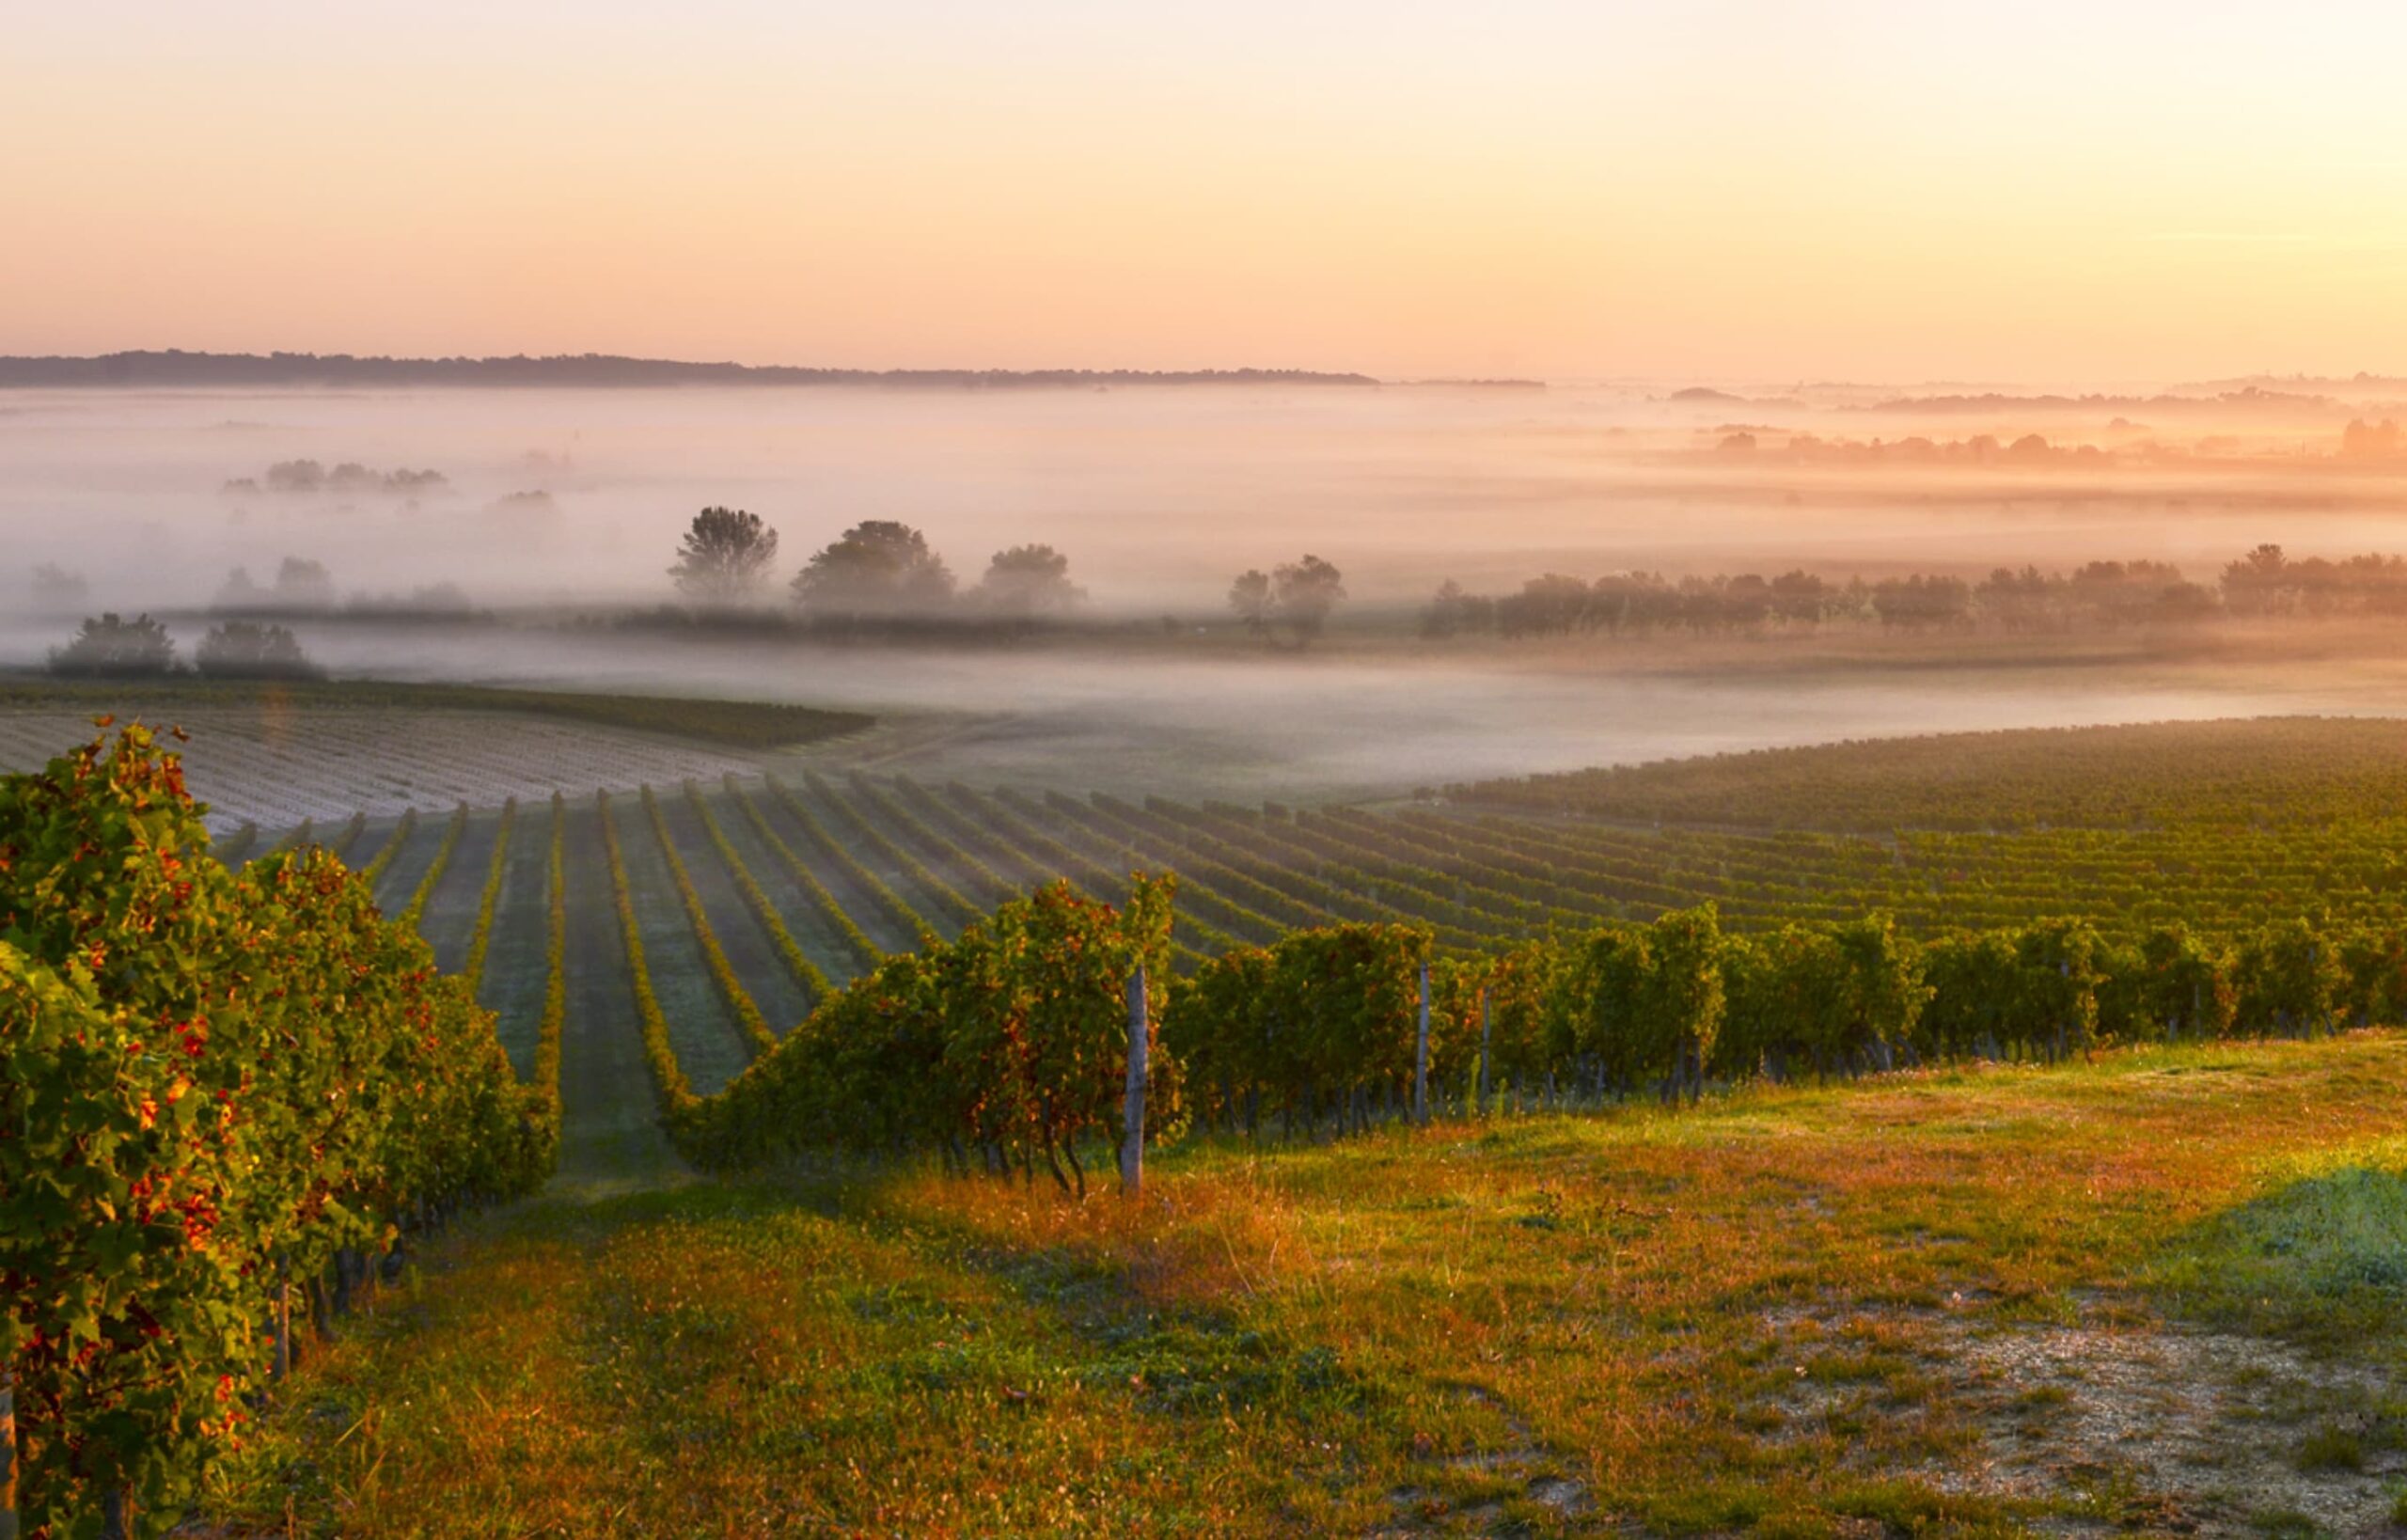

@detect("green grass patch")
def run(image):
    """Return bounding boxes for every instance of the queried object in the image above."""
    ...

[2155,1151,2407,1344]
[2296,1423,2366,1472]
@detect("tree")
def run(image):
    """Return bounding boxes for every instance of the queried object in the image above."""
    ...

[1870,574,1971,631]
[48,612,179,677]
[273,557,336,608]
[790,520,954,619]
[2340,418,2402,459]
[214,567,264,610]
[974,543,1084,620]
[1271,554,1346,644]
[1228,570,1273,635]
[28,563,88,613]
[669,506,780,603]
[2221,542,2290,616]
[1229,557,1348,645]
[1420,579,1470,638]
[196,620,321,680]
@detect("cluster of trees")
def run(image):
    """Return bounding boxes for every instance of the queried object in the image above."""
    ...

[214,557,336,611]
[1709,418,2405,466]
[1228,555,1347,646]
[680,875,2388,1179]
[1716,430,2121,465]
[1422,543,2407,640]
[48,614,322,681]
[2339,418,2402,459]
[211,558,476,620]
[27,564,89,615]
[665,511,1350,644]
[220,460,449,497]
[0,727,550,1533]
[668,509,1086,623]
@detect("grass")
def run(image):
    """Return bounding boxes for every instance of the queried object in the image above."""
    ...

[2295,1424,2365,1471]
[205,1033,2407,1536]
[2152,1146,2407,1344]
[0,673,872,749]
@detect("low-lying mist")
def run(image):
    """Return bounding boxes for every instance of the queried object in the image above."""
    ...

[11,380,2407,616]
[9,379,2407,798]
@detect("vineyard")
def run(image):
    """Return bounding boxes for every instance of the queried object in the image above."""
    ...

[171,716,2407,1203]
[249,725,2407,1167]
[0,682,870,832]
[1451,715,2407,832]
[18,714,2407,1534]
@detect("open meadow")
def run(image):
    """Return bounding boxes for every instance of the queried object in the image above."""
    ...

[206,1035,2407,1537]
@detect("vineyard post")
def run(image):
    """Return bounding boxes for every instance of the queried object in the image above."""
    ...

[1,1367,15,1540]
[1120,964,1148,1197]
[272,1260,291,1380]
[1476,987,1491,1117]
[1413,961,1431,1125]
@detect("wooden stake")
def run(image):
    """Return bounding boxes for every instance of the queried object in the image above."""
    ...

[1413,961,1431,1125]
[1476,987,1492,1116]
[2,1370,17,1540]
[1120,965,1148,1197]
[272,1263,291,1381]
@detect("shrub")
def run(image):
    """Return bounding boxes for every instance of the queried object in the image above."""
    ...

[194,619,322,680]
[47,612,179,677]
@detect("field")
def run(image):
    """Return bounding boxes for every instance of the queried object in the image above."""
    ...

[218,720,2407,1150]
[207,1036,2407,1535]
[60,711,2407,1534]
[132,715,2407,1195]
[1453,716,2407,833]
[0,682,867,828]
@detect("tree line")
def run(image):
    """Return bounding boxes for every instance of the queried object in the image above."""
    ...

[0,728,550,1536]
[1422,542,2407,639]
[44,614,321,681]
[669,508,1352,646]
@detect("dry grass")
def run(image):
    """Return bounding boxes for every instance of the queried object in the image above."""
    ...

[207,1034,2407,1536]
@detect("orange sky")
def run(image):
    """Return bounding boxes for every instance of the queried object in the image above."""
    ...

[11,3,2407,380]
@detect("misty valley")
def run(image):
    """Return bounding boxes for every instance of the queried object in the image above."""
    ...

[4,369,2407,1538]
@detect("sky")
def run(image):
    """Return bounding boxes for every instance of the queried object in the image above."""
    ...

[10,1,2407,382]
